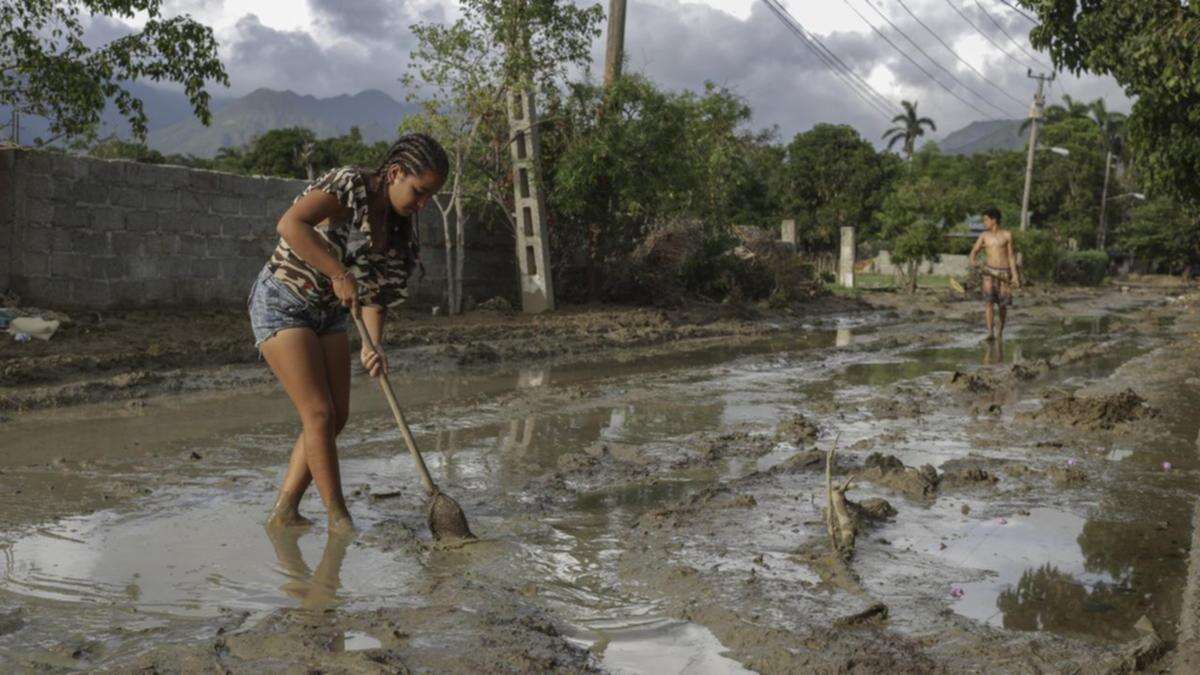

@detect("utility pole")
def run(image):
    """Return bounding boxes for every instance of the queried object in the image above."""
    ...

[1097,150,1113,250]
[507,0,555,313]
[603,0,627,87]
[1020,70,1054,231]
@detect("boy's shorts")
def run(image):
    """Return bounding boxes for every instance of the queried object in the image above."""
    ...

[247,266,349,349]
[982,266,1013,307]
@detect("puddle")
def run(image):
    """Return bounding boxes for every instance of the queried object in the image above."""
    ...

[591,620,754,675]
[0,299,1191,669]
[337,630,382,652]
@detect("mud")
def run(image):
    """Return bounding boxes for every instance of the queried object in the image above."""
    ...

[3,281,1200,672]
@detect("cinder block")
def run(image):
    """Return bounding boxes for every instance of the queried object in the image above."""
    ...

[97,256,130,281]
[52,205,88,229]
[178,190,208,213]
[90,207,126,232]
[24,199,54,225]
[190,171,222,192]
[124,210,161,233]
[51,252,90,278]
[62,230,111,256]
[144,190,179,211]
[72,178,111,206]
[111,187,144,209]
[205,237,240,260]
[109,279,143,305]
[18,226,53,254]
[12,276,72,307]
[109,232,146,257]
[16,252,50,278]
[186,213,222,236]
[214,216,243,238]
[120,161,165,187]
[48,153,87,180]
[141,236,174,257]
[142,279,175,304]
[175,234,209,258]
[71,279,112,308]
[209,194,242,215]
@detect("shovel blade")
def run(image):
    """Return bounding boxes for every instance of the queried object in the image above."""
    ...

[427,491,475,541]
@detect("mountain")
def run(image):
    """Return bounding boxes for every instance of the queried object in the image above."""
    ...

[938,119,1029,156]
[147,88,419,157]
[1,81,231,145]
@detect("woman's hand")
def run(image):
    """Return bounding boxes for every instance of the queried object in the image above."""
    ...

[360,344,388,378]
[332,273,358,309]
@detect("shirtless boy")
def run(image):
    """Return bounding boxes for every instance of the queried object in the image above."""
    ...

[968,207,1020,340]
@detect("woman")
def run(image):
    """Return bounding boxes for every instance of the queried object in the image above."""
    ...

[248,133,448,533]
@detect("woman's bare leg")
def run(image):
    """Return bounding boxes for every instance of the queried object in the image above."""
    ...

[261,328,354,533]
[268,332,352,527]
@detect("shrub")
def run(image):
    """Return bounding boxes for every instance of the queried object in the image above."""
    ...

[1055,250,1109,286]
[1014,230,1061,282]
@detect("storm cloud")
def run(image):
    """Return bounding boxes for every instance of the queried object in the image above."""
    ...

[175,0,1133,144]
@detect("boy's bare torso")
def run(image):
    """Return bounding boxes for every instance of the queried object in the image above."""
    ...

[979,229,1013,269]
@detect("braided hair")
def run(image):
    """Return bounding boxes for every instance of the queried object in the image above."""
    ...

[374,133,447,280]
[376,132,449,181]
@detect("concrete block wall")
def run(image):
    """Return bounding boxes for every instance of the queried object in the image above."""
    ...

[0,148,517,310]
[870,250,972,277]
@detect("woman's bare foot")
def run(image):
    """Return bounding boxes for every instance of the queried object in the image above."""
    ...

[266,496,313,529]
[327,511,356,536]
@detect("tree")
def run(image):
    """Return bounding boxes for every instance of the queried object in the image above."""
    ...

[1023,1,1200,203]
[785,124,899,250]
[240,127,326,179]
[1114,197,1200,274]
[882,100,936,160]
[1,0,228,145]
[875,174,970,293]
[405,0,603,314]
[88,136,164,163]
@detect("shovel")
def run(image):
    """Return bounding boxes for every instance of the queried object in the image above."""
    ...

[352,311,475,541]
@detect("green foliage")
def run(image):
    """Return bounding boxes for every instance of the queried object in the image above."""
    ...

[88,137,164,163]
[784,124,900,249]
[2,0,228,145]
[1014,229,1061,282]
[882,100,936,159]
[1114,197,1200,273]
[1055,250,1109,286]
[1026,1,1200,203]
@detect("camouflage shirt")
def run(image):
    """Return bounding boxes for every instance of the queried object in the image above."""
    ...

[267,166,416,310]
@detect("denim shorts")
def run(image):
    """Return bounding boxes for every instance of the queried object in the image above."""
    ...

[247,266,349,349]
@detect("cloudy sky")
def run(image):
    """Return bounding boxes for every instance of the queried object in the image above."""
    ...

[103,0,1131,144]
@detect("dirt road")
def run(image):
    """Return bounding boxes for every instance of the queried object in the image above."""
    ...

[2,282,1198,673]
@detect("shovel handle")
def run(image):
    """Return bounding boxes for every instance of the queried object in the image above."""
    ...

[352,310,438,496]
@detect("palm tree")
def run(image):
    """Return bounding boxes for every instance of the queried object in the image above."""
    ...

[1091,98,1128,250]
[883,100,936,160]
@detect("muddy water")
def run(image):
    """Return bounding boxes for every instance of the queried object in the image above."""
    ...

[1,298,1194,671]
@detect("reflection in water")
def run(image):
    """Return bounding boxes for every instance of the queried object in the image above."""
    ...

[267,529,353,611]
[982,338,1005,366]
[836,327,853,348]
[518,367,549,389]
[997,564,1129,641]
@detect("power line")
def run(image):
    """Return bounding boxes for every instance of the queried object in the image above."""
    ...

[860,0,1022,117]
[841,0,1001,120]
[942,0,1036,71]
[759,0,893,118]
[993,0,1038,25]
[895,0,1027,110]
[973,0,1051,70]
[759,0,896,118]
